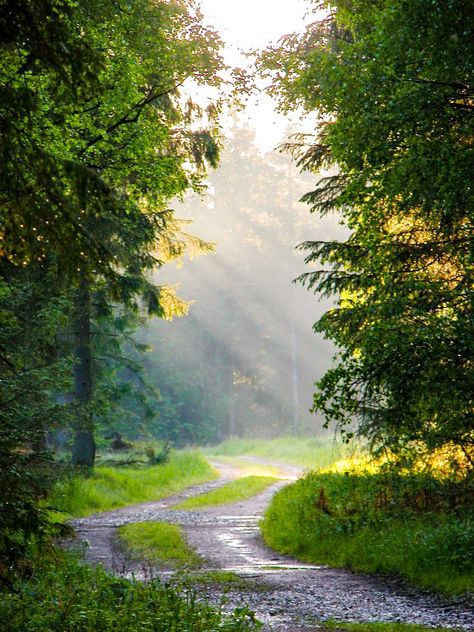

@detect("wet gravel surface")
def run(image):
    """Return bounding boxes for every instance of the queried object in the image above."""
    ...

[67,461,474,631]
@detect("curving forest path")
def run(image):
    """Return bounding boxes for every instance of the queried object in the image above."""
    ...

[67,459,474,631]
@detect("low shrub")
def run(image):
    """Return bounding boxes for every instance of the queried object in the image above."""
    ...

[0,553,261,631]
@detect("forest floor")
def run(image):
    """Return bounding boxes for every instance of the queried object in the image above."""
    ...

[66,459,474,631]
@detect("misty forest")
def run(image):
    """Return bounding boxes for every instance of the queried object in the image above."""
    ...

[0,1,473,631]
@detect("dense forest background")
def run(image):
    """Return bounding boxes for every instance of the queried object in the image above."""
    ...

[133,124,345,445]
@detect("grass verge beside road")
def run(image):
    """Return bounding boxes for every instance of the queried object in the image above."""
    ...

[49,451,216,518]
[0,553,260,632]
[261,466,474,596]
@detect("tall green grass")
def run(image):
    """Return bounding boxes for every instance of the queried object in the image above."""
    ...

[0,553,261,631]
[49,451,216,518]
[204,436,353,469]
[261,470,474,596]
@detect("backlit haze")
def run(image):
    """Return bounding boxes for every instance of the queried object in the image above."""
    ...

[200,0,315,151]
[200,0,311,54]
[142,0,344,441]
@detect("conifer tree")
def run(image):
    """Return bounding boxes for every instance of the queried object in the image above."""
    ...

[259,0,474,460]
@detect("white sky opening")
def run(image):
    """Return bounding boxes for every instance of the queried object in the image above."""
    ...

[198,0,318,151]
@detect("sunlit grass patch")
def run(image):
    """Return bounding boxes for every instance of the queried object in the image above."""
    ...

[205,437,471,479]
[261,467,474,596]
[209,456,282,478]
[49,451,216,518]
[117,522,201,568]
[174,476,278,510]
[204,436,355,469]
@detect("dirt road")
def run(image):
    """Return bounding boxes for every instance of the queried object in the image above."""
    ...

[69,460,474,631]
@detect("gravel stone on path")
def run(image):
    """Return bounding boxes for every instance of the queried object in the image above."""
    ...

[66,460,474,631]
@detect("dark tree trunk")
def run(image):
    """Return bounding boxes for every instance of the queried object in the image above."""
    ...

[71,429,95,467]
[71,276,95,468]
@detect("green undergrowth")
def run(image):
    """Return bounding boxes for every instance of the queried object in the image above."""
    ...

[117,522,201,568]
[49,451,216,518]
[174,476,278,510]
[93,441,171,468]
[321,622,456,632]
[0,552,261,631]
[261,469,474,596]
[204,436,354,469]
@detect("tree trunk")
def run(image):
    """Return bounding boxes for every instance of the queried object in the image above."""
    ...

[71,276,95,468]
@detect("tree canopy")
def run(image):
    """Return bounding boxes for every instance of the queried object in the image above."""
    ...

[0,0,225,577]
[259,0,474,461]
[0,0,222,288]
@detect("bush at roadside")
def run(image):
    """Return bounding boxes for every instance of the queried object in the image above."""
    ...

[0,552,261,631]
[261,468,474,595]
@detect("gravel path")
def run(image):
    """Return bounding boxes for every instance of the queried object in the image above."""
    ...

[67,460,474,631]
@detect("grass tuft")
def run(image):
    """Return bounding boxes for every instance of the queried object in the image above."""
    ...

[117,522,201,568]
[174,476,278,510]
[179,570,272,594]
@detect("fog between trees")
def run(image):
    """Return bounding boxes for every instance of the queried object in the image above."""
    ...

[140,123,346,444]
